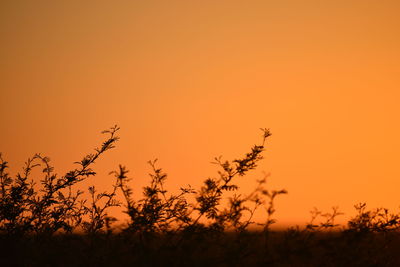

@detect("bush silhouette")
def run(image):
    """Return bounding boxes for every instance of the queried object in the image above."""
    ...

[0,126,120,236]
[0,126,286,236]
[1,125,400,266]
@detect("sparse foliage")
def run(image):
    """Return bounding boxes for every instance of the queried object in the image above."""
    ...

[0,125,120,235]
[347,203,400,233]
[2,125,398,266]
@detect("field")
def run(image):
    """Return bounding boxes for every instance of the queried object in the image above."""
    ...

[2,230,400,266]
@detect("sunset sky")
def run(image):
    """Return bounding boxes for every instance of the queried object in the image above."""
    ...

[1,0,400,227]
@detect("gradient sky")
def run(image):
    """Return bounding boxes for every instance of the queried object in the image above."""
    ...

[1,0,400,227]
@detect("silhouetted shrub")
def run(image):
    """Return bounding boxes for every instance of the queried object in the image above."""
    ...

[0,126,120,236]
[2,126,400,266]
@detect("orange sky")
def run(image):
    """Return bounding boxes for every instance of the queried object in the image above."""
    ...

[1,0,400,227]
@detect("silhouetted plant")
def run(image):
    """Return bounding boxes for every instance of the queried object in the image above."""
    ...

[0,125,289,247]
[5,125,399,266]
[82,184,120,235]
[0,125,120,236]
[347,203,400,233]
[306,206,343,231]
[112,160,194,234]
[190,128,286,231]
[108,127,286,237]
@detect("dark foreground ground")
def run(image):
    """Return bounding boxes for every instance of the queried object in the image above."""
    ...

[1,230,400,266]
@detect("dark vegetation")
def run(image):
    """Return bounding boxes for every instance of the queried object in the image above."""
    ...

[1,126,400,266]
